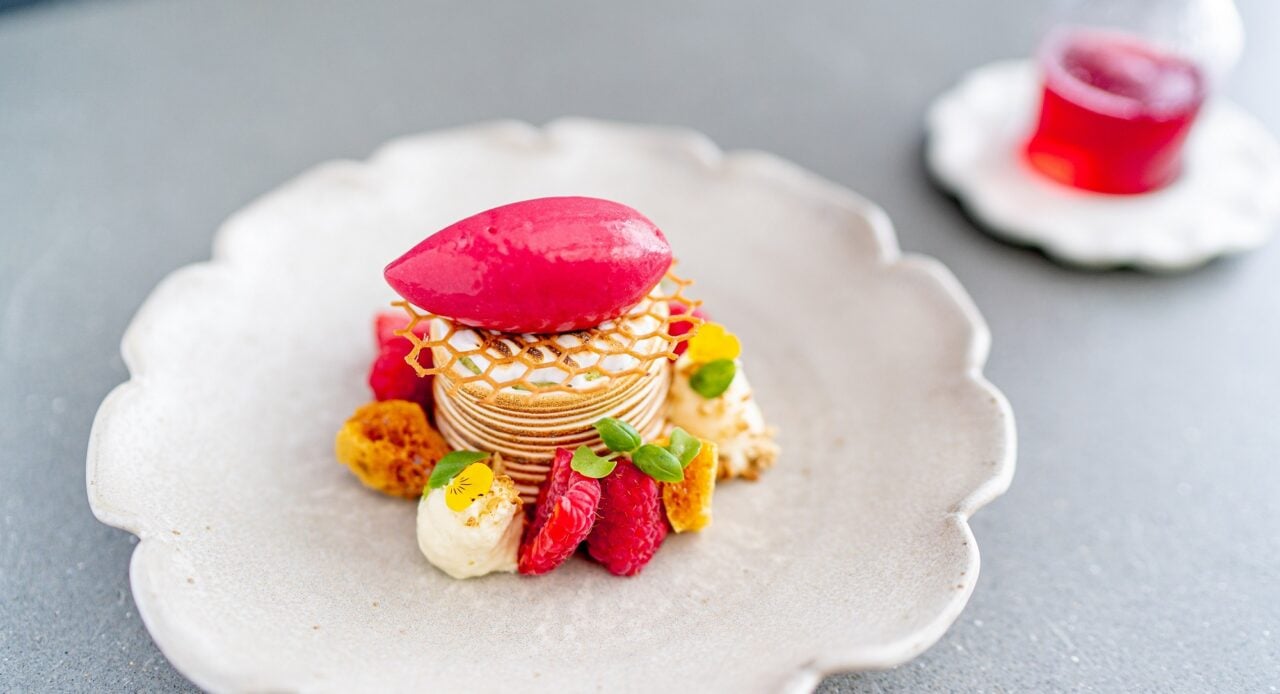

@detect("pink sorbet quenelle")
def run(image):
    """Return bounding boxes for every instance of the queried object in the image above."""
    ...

[384,196,673,333]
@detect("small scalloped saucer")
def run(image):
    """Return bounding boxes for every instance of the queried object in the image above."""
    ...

[927,60,1280,271]
[87,118,1015,693]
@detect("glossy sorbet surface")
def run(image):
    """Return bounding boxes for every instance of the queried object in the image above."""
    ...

[385,196,672,333]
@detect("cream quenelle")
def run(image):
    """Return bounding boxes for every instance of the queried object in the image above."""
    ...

[416,473,523,579]
[667,354,778,480]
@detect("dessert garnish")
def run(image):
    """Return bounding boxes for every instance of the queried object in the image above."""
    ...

[427,450,488,488]
[384,197,673,333]
[667,322,778,480]
[571,417,700,483]
[689,359,737,399]
[395,273,699,398]
[662,438,719,533]
[684,322,741,399]
[667,301,708,358]
[586,458,668,576]
[336,195,778,578]
[417,459,523,579]
[368,311,432,407]
[335,400,449,498]
[518,448,602,575]
[684,322,741,364]
[424,451,496,512]
[445,464,493,511]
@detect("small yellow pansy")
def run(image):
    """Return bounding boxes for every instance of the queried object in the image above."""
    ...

[685,322,741,364]
[445,462,495,511]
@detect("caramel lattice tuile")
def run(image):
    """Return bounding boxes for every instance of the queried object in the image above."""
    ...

[394,269,702,403]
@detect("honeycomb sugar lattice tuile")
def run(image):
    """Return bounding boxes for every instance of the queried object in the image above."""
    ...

[334,400,451,499]
[393,269,703,402]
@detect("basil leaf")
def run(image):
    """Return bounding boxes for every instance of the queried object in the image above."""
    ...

[666,427,702,469]
[428,450,489,489]
[633,444,684,483]
[689,359,736,399]
[570,445,617,479]
[594,417,642,454]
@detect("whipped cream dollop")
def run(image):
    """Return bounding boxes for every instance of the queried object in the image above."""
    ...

[667,355,778,480]
[417,474,523,579]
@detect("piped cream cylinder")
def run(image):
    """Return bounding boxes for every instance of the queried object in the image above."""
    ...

[416,475,523,579]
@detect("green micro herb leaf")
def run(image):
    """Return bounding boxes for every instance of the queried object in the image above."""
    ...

[666,427,702,469]
[458,356,482,375]
[594,417,643,454]
[511,380,560,392]
[689,359,736,399]
[570,445,617,479]
[428,450,490,490]
[633,444,684,483]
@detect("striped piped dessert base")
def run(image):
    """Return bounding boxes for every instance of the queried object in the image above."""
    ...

[434,359,670,502]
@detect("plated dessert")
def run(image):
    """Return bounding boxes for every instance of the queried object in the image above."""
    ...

[88,120,1014,691]
[335,196,778,578]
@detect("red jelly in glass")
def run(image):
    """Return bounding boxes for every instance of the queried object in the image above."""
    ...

[1025,31,1207,195]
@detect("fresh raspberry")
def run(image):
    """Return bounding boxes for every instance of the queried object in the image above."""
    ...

[376,311,416,345]
[374,310,429,351]
[668,302,709,358]
[586,458,668,576]
[531,445,573,529]
[518,448,602,575]
[368,312,433,407]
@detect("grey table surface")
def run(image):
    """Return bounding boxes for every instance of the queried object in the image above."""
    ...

[3,0,1279,691]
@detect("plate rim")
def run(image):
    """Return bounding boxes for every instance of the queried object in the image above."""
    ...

[86,117,1017,692]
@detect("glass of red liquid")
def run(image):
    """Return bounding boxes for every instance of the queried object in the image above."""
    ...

[1024,0,1243,195]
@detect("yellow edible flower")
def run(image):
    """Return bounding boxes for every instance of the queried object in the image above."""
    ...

[445,462,495,512]
[685,322,741,364]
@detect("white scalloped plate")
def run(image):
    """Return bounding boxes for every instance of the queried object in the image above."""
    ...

[87,119,1015,693]
[927,60,1280,271]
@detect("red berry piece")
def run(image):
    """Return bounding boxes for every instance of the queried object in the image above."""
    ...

[374,311,429,349]
[375,311,418,346]
[384,197,673,333]
[519,448,602,575]
[587,459,668,576]
[668,302,709,358]
[531,445,574,530]
[367,312,432,407]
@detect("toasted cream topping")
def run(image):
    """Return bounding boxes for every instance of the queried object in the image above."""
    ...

[430,299,669,390]
[666,355,778,480]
